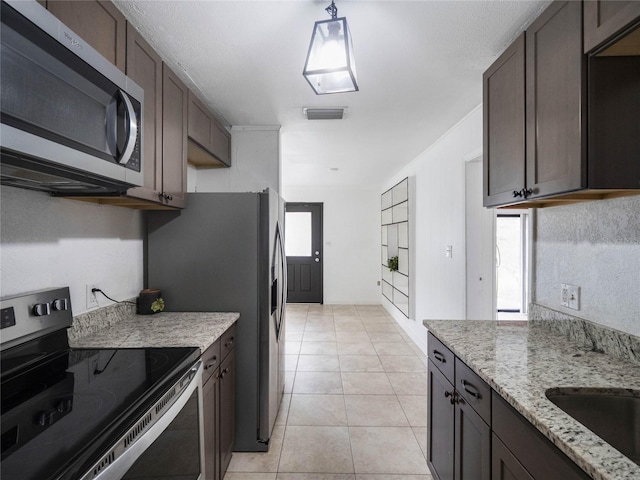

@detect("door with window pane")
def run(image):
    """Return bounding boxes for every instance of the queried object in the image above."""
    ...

[285,203,323,303]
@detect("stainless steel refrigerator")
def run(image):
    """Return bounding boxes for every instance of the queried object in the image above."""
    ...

[145,190,286,452]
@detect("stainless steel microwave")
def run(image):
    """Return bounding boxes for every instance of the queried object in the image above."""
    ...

[0,0,144,195]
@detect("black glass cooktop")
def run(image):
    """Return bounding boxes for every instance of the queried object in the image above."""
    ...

[1,331,199,480]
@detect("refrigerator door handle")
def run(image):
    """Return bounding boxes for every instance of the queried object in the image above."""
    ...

[273,222,285,340]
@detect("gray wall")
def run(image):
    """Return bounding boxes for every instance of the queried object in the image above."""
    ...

[532,195,640,336]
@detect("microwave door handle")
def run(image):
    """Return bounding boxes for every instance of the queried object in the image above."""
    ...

[117,90,138,165]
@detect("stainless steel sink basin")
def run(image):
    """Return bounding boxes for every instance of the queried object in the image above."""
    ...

[546,387,640,465]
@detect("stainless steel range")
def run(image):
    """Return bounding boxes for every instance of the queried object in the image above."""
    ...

[0,288,204,480]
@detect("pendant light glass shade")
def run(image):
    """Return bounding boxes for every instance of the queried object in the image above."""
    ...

[303,17,358,95]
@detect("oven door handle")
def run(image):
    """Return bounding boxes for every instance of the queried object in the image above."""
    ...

[87,360,203,480]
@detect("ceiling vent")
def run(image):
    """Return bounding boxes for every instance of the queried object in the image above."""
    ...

[303,107,346,120]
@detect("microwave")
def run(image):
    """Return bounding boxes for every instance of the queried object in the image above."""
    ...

[0,0,144,195]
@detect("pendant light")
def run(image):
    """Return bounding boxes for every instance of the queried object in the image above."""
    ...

[303,0,359,95]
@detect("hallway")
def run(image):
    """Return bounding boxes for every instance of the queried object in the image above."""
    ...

[225,304,432,479]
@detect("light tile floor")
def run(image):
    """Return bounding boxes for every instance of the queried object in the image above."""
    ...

[225,304,433,480]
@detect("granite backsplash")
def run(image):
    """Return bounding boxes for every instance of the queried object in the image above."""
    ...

[530,303,640,365]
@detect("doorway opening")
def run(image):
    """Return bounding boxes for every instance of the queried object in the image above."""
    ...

[285,203,323,303]
[496,212,529,320]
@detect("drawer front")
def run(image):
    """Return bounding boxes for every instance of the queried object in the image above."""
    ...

[428,332,455,383]
[492,392,590,480]
[221,324,236,360]
[455,357,491,424]
[202,339,221,384]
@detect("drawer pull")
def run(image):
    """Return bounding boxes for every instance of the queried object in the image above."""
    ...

[461,379,481,399]
[224,337,234,348]
[433,350,446,363]
[204,357,218,370]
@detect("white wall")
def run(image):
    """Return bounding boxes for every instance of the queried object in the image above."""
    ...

[380,105,484,350]
[193,126,281,193]
[0,187,144,314]
[282,186,381,305]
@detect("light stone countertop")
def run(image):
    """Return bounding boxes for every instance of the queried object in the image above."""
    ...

[423,319,640,480]
[70,311,239,352]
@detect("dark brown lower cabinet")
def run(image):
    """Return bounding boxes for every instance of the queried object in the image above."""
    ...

[428,360,455,480]
[455,398,491,480]
[219,352,235,475]
[492,393,589,480]
[428,332,588,480]
[428,360,491,480]
[492,434,533,480]
[203,371,220,480]
[201,329,235,480]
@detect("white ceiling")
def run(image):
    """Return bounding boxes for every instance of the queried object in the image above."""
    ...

[114,0,550,190]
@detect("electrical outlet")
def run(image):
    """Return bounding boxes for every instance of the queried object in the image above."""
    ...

[567,284,580,310]
[86,284,98,308]
[560,283,580,310]
[560,284,569,307]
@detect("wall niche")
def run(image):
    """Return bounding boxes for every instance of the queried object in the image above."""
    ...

[381,178,409,317]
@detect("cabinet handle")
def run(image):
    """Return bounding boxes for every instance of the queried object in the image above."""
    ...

[224,337,234,348]
[461,379,481,399]
[513,188,534,199]
[445,390,460,405]
[204,357,218,370]
[433,350,446,363]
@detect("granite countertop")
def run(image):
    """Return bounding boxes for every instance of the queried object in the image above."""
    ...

[70,311,239,352]
[423,320,640,480]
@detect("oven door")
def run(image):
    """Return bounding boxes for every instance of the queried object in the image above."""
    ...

[86,361,204,480]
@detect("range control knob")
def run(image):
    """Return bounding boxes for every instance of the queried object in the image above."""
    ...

[33,303,51,317]
[52,298,69,311]
[56,398,73,413]
[37,410,55,427]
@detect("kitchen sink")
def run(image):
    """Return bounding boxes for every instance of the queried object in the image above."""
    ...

[545,387,640,465]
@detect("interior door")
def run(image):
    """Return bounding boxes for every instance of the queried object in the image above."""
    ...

[285,203,323,303]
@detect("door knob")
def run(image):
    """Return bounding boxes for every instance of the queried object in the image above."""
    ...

[315,258,320,262]
[315,251,320,255]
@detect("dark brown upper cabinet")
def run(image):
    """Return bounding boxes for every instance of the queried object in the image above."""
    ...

[124,25,164,206]
[583,0,640,53]
[45,0,126,71]
[483,33,526,208]
[483,0,640,208]
[525,1,586,200]
[99,25,186,210]
[161,64,188,208]
[188,92,232,168]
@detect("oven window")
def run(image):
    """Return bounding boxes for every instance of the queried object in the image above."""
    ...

[123,389,201,479]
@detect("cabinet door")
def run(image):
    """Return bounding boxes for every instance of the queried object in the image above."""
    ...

[526,1,586,199]
[46,0,126,71]
[219,351,235,477]
[483,33,526,207]
[492,433,534,480]
[584,0,640,53]
[455,399,490,480]
[211,121,231,167]
[125,25,163,204]
[162,64,188,208]
[188,91,215,153]
[427,360,455,480]
[203,374,220,480]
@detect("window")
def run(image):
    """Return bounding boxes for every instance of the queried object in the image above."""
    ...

[496,213,529,315]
